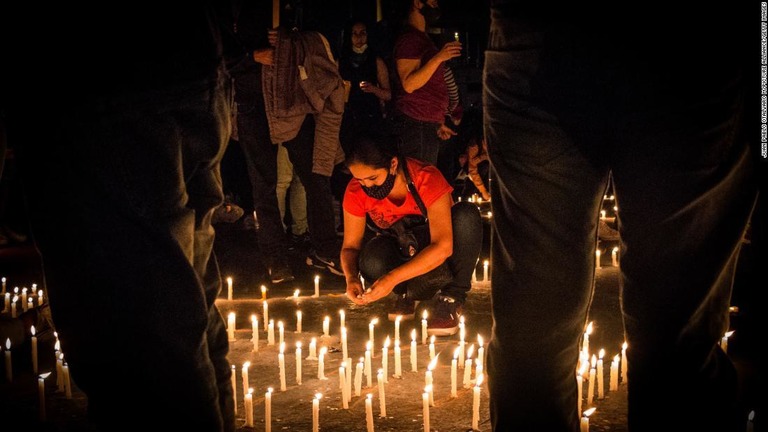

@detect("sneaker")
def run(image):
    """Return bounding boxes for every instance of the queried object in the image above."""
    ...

[427,295,462,336]
[288,232,311,251]
[306,249,344,276]
[388,292,416,321]
[268,262,295,284]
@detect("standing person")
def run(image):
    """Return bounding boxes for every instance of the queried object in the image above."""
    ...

[390,0,462,165]
[3,3,236,431]
[483,4,756,432]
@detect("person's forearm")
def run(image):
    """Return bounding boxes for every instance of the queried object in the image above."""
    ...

[400,56,443,94]
[385,242,451,286]
[341,247,361,283]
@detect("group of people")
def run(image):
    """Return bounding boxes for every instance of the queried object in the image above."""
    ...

[1,1,759,431]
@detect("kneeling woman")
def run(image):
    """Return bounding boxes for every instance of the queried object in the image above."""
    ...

[341,136,482,336]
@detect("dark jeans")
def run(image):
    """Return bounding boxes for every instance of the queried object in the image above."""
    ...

[282,116,340,259]
[237,92,289,266]
[484,9,756,432]
[357,202,482,303]
[390,114,442,165]
[12,75,235,431]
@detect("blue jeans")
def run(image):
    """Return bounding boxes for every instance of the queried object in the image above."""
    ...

[358,202,482,303]
[484,7,756,432]
[390,114,442,166]
[13,73,235,431]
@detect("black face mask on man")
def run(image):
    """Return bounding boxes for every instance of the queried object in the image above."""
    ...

[419,0,441,25]
[361,171,396,200]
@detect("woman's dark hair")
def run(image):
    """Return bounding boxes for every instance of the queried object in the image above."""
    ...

[345,134,397,170]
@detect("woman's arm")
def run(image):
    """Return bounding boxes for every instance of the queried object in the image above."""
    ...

[341,209,367,304]
[467,141,491,200]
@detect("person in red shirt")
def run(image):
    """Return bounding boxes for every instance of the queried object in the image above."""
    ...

[341,135,482,336]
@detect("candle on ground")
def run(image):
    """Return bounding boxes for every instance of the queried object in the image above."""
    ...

[345,358,352,404]
[426,355,438,406]
[279,343,287,391]
[4,338,12,382]
[318,347,328,380]
[429,336,436,362]
[3,293,9,313]
[365,393,375,432]
[62,362,72,398]
[597,349,605,400]
[11,295,17,318]
[251,315,259,352]
[38,290,44,306]
[31,325,38,374]
[382,337,390,383]
[721,330,734,354]
[340,365,348,409]
[244,388,254,427]
[577,361,588,416]
[27,298,33,312]
[580,407,596,432]
[365,341,373,388]
[595,249,602,269]
[293,289,300,300]
[458,317,466,369]
[483,259,489,281]
[377,369,386,417]
[394,340,402,378]
[307,338,318,360]
[394,315,402,342]
[313,274,320,297]
[294,342,303,385]
[261,285,267,300]
[355,358,364,396]
[38,372,51,422]
[369,318,379,356]
[472,374,484,430]
[265,388,273,432]
[582,322,593,357]
[241,362,250,399]
[421,311,428,345]
[263,300,269,331]
[611,247,619,267]
[451,347,459,397]
[56,353,64,392]
[477,335,485,372]
[21,288,27,311]
[268,320,275,345]
[747,410,755,432]
[621,341,628,384]
[312,393,322,432]
[410,330,418,372]
[341,327,348,361]
[464,345,475,388]
[475,358,483,381]
[230,365,237,415]
[609,355,619,391]
[296,311,303,334]
[226,276,233,301]
[587,355,596,405]
[422,386,431,432]
[1,277,4,294]
[323,316,330,338]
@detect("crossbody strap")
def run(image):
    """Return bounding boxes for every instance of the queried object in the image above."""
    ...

[399,156,428,219]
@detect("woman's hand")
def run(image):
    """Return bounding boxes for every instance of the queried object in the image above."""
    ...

[362,274,397,304]
[346,278,366,305]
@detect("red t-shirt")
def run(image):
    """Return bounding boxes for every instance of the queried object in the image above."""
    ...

[393,27,448,124]
[343,158,453,229]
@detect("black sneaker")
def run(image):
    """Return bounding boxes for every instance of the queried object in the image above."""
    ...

[388,292,416,321]
[427,295,462,336]
[288,232,311,251]
[268,262,295,284]
[306,250,344,276]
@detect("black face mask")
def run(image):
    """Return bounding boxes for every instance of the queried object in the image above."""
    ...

[419,2,441,25]
[361,171,396,200]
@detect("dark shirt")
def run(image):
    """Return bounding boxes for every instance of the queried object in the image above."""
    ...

[393,26,447,124]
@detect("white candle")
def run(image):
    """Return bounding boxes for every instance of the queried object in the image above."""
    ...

[355,358,364,396]
[244,388,254,427]
[597,349,605,400]
[475,358,483,382]
[307,338,318,360]
[227,312,236,342]
[314,275,320,297]
[721,330,734,354]
[394,315,402,342]
[393,341,402,378]
[312,393,321,432]
[251,315,259,352]
[451,348,459,397]
[587,355,596,405]
[296,342,303,385]
[369,318,379,356]
[747,410,755,432]
[21,288,27,311]
[365,341,373,388]
[576,370,584,417]
[464,345,475,388]
[230,365,237,415]
[27,298,33,312]
[610,355,619,391]
[1,277,5,294]
[4,338,11,382]
[56,354,64,392]
[339,309,346,330]
[341,327,348,361]
[611,247,619,267]
[595,249,602,269]
[31,325,38,374]
[580,407,596,432]
[421,311,428,345]
[278,343,287,391]
[37,290,44,306]
[621,342,628,384]
[477,335,485,372]
[382,337,390,383]
[429,336,436,362]
[318,347,328,380]
[340,365,348,409]
[278,321,285,345]
[426,356,438,406]
[345,358,352,404]
[11,295,17,318]
[268,319,275,345]
[38,372,50,422]
[263,300,269,331]
[458,317,466,369]
[600,210,606,219]
[261,285,267,300]
[483,259,489,282]
[296,311,302,334]
[377,369,386,417]
[241,362,250,399]
[293,289,300,300]
[472,374,484,430]
[410,330,418,372]
[365,394,375,431]
[323,316,330,338]
[3,293,9,312]
[226,276,233,301]
[422,386,431,432]
[265,388,273,432]
[62,362,72,398]
[582,322,593,357]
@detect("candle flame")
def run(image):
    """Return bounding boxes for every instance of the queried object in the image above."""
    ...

[315,393,322,400]
[612,246,619,253]
[367,393,373,400]
[591,354,597,368]
[339,309,345,317]
[296,341,302,348]
[428,354,439,371]
[6,338,11,349]
[396,315,402,323]
[585,322,593,335]
[248,387,254,395]
[578,361,588,376]
[311,337,317,344]
[476,373,484,387]
[297,310,302,318]
[251,314,257,323]
[226,276,232,284]
[12,295,18,302]
[324,316,330,323]
[228,311,235,319]
[613,354,620,363]
[366,341,372,350]
[424,384,432,393]
[749,410,755,421]
[599,349,605,359]
[453,347,460,359]
[370,318,379,326]
[467,344,475,359]
[583,407,596,417]
[31,325,36,336]
[622,341,628,350]
[359,357,365,364]
[314,275,320,283]
[13,287,18,294]
[280,342,285,353]
[460,315,465,325]
[384,336,390,347]
[320,347,328,356]
[377,368,383,376]
[724,330,734,338]
[39,372,51,379]
[422,310,428,320]
[294,289,300,298]
[22,287,27,293]
[278,321,284,329]
[261,285,267,293]
[243,361,250,369]
[411,329,417,340]
[268,387,273,393]
[478,334,484,347]
[430,335,435,345]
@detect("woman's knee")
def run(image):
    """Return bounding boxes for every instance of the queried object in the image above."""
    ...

[451,202,482,233]
[358,235,401,281]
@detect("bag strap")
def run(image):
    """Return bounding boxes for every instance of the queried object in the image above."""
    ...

[399,156,428,219]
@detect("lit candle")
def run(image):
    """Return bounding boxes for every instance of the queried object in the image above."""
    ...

[318,347,328,380]
[341,327,348,361]
[37,290,44,307]
[251,314,259,352]
[587,354,596,406]
[721,330,734,354]
[421,311,428,345]
[747,410,755,432]
[600,210,606,219]
[38,372,51,421]
[595,249,602,269]
[355,358,364,396]
[295,342,303,385]
[610,355,619,391]
[263,300,269,331]
[621,341,628,384]
[261,285,267,300]
[268,319,275,345]
[27,297,33,311]
[393,340,402,378]
[580,407,596,432]
[377,369,386,417]
[463,344,475,388]
[369,318,379,356]
[426,355,438,406]
[577,361,588,416]
[11,295,18,318]
[429,336,436,362]
[21,288,27,311]
[472,374,484,430]
[451,347,459,398]
[230,364,237,415]
[382,337,390,383]
[477,335,485,372]
[0,277,4,294]
[5,338,12,381]
[31,325,38,374]
[410,330,418,372]
[582,322,593,357]
[475,357,483,381]
[323,316,330,338]
[597,349,605,400]
[307,337,318,360]
[296,310,303,334]
[312,393,322,432]
[293,289,300,300]
[365,341,373,388]
[339,309,346,330]
[278,321,285,345]
[279,343,287,391]
[611,247,619,267]
[244,388,254,427]
[483,259,489,282]
[226,276,233,301]
[472,266,477,284]
[363,394,375,432]
[56,353,64,392]
[345,358,352,404]
[422,386,431,432]
[314,275,320,298]
[265,388,273,432]
[394,315,402,342]
[340,365,348,409]
[3,293,9,313]
[62,362,71,398]
[458,317,466,369]
[241,362,250,399]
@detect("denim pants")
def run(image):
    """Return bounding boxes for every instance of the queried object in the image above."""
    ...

[483,9,756,432]
[13,74,235,431]
[276,143,308,236]
[390,114,442,166]
[358,202,482,303]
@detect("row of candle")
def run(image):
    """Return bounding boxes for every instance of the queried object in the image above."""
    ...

[223,275,323,302]
[471,260,490,283]
[594,247,620,269]
[2,289,45,317]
